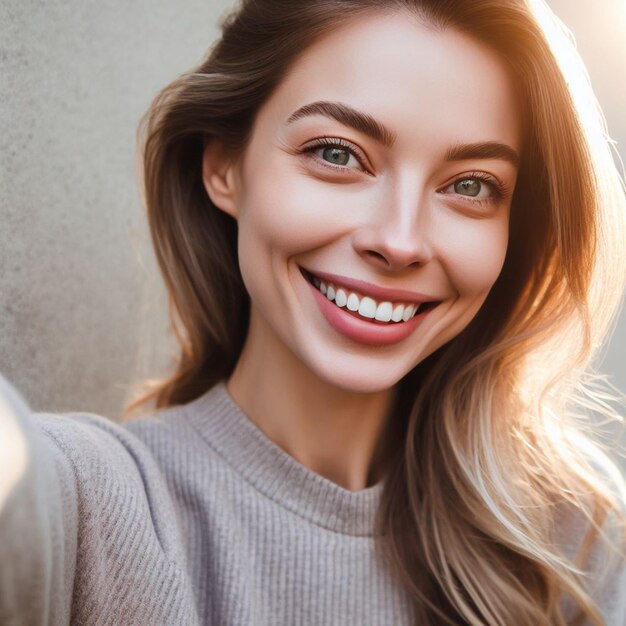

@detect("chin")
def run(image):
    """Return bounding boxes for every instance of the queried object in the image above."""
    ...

[307,357,410,395]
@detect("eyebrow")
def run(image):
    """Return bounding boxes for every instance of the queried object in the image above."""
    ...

[445,142,519,168]
[286,100,519,167]
[286,100,397,148]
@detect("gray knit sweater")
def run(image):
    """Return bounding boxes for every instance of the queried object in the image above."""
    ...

[0,372,624,625]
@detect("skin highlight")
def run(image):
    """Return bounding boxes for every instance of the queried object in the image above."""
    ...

[202,12,520,491]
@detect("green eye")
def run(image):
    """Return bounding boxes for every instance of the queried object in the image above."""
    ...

[441,173,506,206]
[301,137,367,172]
[322,147,351,166]
[454,178,482,197]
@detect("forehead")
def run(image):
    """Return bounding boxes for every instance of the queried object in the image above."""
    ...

[252,10,521,159]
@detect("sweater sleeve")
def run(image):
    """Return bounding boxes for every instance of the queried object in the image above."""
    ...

[0,373,77,625]
[0,373,198,626]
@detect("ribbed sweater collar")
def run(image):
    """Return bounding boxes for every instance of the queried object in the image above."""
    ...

[184,380,384,537]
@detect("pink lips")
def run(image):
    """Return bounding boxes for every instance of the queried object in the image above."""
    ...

[302,270,437,347]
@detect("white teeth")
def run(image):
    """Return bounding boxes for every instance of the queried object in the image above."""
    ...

[374,301,393,322]
[334,288,347,307]
[308,272,431,324]
[346,293,360,311]
[391,304,405,322]
[402,304,416,322]
[358,296,377,319]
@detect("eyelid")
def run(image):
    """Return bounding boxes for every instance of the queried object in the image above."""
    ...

[439,171,509,203]
[300,137,371,173]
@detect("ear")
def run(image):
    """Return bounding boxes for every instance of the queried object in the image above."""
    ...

[201,137,240,220]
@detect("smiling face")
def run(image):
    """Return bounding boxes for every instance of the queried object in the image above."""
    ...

[203,10,522,394]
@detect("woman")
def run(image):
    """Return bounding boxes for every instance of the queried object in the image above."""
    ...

[1,0,625,624]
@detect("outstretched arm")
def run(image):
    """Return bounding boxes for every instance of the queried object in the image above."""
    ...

[0,374,77,625]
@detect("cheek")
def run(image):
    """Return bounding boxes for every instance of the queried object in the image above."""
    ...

[434,211,509,297]
[234,161,342,304]
[238,159,356,257]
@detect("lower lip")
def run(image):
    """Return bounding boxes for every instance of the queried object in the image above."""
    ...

[304,274,434,347]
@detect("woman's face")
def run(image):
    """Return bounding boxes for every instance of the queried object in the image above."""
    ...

[205,11,521,393]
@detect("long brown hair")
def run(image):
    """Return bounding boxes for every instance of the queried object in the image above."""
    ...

[128,1,626,623]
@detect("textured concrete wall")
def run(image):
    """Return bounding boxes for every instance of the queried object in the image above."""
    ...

[1,0,624,422]
[0,0,233,418]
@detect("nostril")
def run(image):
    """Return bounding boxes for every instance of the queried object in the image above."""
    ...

[365,250,426,272]
[367,251,387,264]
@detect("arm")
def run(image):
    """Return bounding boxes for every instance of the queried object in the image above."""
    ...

[0,374,77,625]
[0,373,198,625]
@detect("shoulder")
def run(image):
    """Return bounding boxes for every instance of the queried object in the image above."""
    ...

[34,410,161,490]
[0,373,152,504]
[34,407,185,513]
[555,451,626,624]
[555,450,626,545]
[122,398,222,470]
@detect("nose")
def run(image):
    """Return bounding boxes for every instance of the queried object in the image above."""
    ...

[352,177,433,273]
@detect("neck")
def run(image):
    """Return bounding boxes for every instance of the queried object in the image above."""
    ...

[226,308,398,492]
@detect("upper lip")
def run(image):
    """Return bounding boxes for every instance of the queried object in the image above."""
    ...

[300,266,439,304]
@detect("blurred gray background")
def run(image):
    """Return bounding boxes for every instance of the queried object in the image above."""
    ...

[0,0,624,425]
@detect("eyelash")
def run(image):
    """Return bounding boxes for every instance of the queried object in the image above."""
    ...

[300,137,369,173]
[444,171,509,208]
[300,137,509,206]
